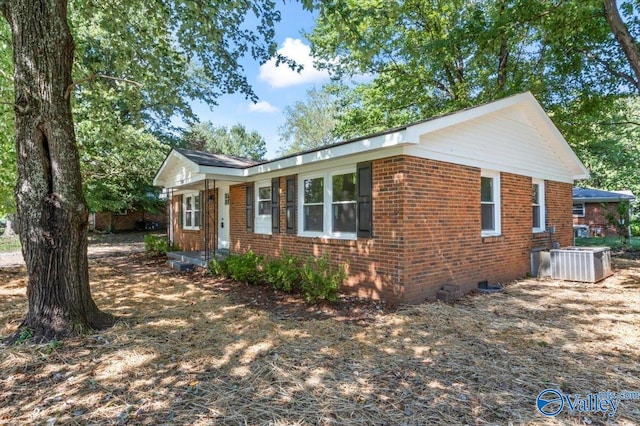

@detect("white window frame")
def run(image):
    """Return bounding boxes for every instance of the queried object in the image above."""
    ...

[183,191,201,230]
[298,167,357,240]
[532,179,546,233]
[573,203,585,217]
[481,170,501,237]
[254,179,272,235]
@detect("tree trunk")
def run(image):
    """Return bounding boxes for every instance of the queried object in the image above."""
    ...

[603,0,640,93]
[1,0,114,343]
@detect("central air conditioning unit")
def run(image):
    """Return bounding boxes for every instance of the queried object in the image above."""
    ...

[550,247,612,283]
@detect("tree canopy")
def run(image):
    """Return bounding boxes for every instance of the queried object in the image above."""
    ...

[182,122,267,160]
[306,0,640,196]
[277,86,339,155]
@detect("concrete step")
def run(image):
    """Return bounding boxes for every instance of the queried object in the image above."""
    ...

[167,259,196,272]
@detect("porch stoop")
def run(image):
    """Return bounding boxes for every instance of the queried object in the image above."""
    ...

[167,250,230,271]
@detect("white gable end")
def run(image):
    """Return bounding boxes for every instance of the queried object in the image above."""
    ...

[405,102,586,183]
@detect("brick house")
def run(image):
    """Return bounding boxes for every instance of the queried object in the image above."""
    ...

[572,187,636,237]
[153,92,589,304]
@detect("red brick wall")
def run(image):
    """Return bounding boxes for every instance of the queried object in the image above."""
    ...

[573,202,621,237]
[174,155,575,304]
[230,165,405,302]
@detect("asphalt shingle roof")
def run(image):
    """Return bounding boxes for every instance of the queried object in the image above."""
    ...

[175,148,261,169]
[573,187,636,201]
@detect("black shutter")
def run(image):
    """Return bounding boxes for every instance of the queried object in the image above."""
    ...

[286,175,296,234]
[246,183,254,232]
[199,190,204,228]
[357,162,373,238]
[177,194,183,229]
[271,177,280,233]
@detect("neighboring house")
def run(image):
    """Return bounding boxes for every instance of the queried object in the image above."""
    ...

[154,92,589,304]
[90,209,167,233]
[572,187,636,237]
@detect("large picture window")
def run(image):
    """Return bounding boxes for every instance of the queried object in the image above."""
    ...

[183,192,201,230]
[532,179,545,232]
[481,170,500,236]
[299,169,357,239]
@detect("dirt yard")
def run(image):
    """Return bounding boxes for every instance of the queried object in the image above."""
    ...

[0,242,639,425]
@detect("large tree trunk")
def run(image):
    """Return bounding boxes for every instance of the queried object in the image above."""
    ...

[1,0,114,343]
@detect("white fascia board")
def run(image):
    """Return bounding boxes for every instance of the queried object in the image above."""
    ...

[197,165,246,179]
[246,130,411,177]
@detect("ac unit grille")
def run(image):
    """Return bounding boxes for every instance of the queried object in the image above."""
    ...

[550,247,612,283]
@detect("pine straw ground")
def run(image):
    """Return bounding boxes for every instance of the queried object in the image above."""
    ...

[0,253,639,425]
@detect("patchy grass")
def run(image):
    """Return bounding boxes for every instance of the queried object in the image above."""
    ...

[575,236,640,249]
[0,235,20,253]
[1,254,639,424]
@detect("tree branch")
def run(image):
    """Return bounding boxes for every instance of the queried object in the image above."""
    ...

[596,120,640,127]
[583,50,638,88]
[65,73,143,99]
[603,0,640,93]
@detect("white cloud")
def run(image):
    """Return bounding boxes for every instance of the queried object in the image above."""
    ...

[258,38,330,88]
[248,100,278,113]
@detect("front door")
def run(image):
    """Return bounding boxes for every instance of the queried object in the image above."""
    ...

[218,185,230,249]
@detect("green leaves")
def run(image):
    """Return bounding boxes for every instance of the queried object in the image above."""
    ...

[181,122,267,161]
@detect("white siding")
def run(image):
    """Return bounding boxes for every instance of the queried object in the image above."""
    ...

[406,107,577,183]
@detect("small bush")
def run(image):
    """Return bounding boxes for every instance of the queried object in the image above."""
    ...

[263,253,301,292]
[208,257,228,277]
[208,251,347,304]
[224,250,264,284]
[299,254,346,304]
[144,234,178,255]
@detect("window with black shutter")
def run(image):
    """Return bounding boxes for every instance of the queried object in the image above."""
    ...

[246,183,254,232]
[286,175,296,234]
[357,162,373,238]
[271,178,280,232]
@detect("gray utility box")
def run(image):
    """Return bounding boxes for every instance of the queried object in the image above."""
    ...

[550,247,612,283]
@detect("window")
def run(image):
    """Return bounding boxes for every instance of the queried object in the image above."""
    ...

[258,186,271,215]
[481,170,500,236]
[183,192,201,230]
[532,179,545,232]
[254,180,272,235]
[332,173,357,233]
[573,203,585,217]
[299,169,357,239]
[303,176,324,232]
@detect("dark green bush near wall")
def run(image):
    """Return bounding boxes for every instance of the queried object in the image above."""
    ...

[208,251,347,304]
[262,252,301,292]
[144,234,178,255]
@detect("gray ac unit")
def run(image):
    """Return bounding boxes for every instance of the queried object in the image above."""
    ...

[550,247,612,283]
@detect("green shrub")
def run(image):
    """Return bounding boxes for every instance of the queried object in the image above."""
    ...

[631,222,640,237]
[263,253,301,292]
[208,257,229,277]
[144,234,177,255]
[224,250,264,284]
[299,254,346,303]
[208,251,346,304]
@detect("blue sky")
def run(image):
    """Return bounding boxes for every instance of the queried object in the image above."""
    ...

[189,3,328,159]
